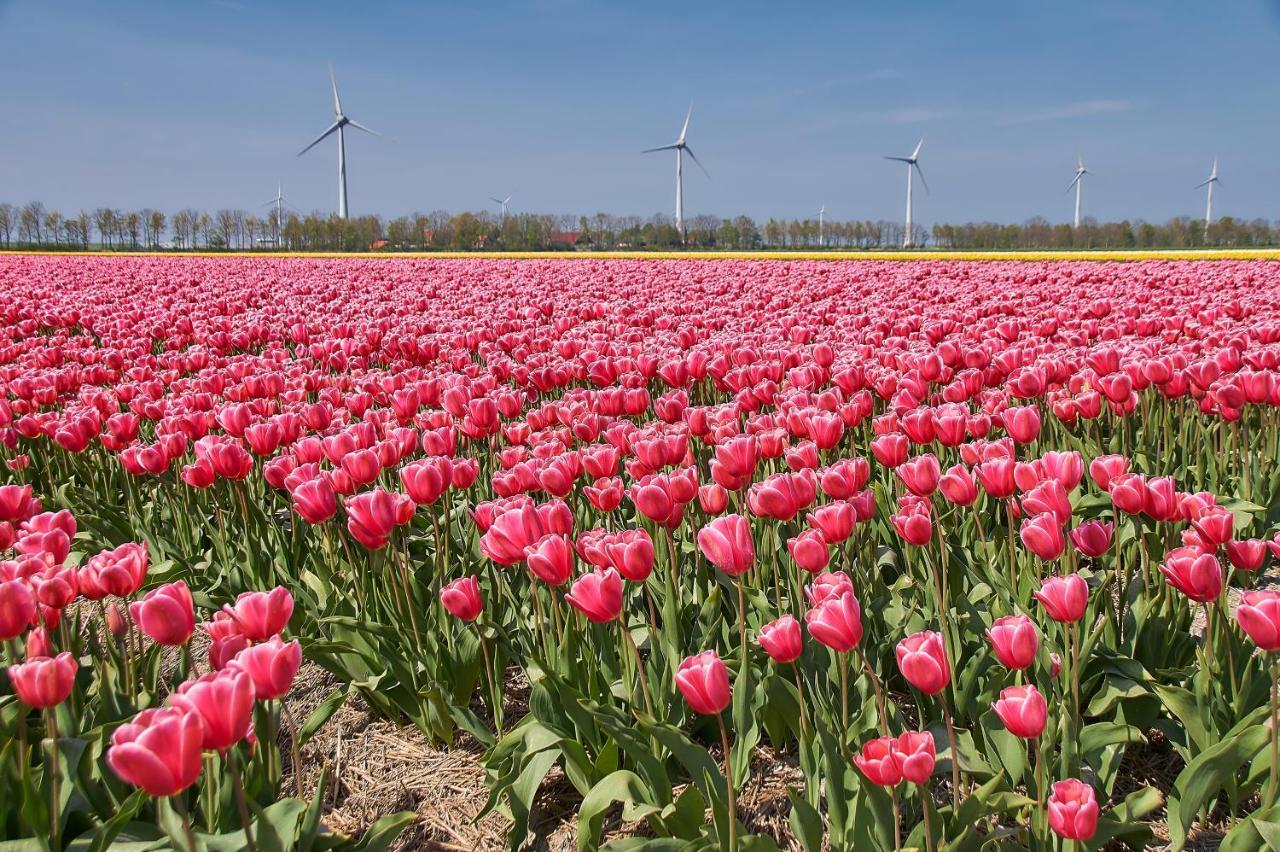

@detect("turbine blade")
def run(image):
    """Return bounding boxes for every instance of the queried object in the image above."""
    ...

[490,197,503,204]
[911,137,925,159]
[685,146,710,179]
[913,162,930,195]
[1194,178,1211,189]
[329,64,343,116]
[678,102,693,144]
[348,120,380,137]
[503,195,512,204]
[642,144,681,153]
[884,156,911,162]
[298,122,341,156]
[1066,174,1083,193]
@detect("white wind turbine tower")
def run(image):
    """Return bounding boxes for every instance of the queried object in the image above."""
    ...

[818,203,826,247]
[1196,158,1220,241]
[490,195,512,220]
[1067,155,1092,229]
[642,103,709,237]
[884,138,928,248]
[262,183,286,247]
[297,65,380,220]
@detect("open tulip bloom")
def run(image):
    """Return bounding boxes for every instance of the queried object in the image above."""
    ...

[2,255,1280,850]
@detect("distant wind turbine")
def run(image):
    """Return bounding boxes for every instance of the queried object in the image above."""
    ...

[262,183,286,246]
[1066,155,1092,229]
[490,195,512,220]
[885,138,928,248]
[818,203,826,247]
[642,103,709,237]
[1195,158,1220,241]
[297,65,380,220]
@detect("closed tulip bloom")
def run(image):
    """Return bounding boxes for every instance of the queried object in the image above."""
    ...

[1108,473,1147,515]
[975,458,1017,500]
[602,529,655,583]
[807,501,855,544]
[209,634,250,671]
[170,669,255,752]
[805,590,863,652]
[525,534,575,586]
[1226,538,1268,572]
[1070,520,1114,558]
[986,614,1039,670]
[1235,590,1280,651]
[440,576,484,622]
[787,529,831,574]
[804,571,854,607]
[853,736,903,786]
[565,567,624,623]
[1021,512,1066,561]
[938,464,978,506]
[1001,406,1041,444]
[697,482,729,515]
[697,514,755,577]
[675,650,731,715]
[896,454,941,497]
[107,707,205,797]
[78,541,148,599]
[891,730,937,785]
[8,651,77,708]
[26,625,53,658]
[1159,547,1224,603]
[819,458,870,499]
[344,489,414,550]
[130,580,196,646]
[757,614,803,664]
[0,578,36,641]
[227,636,302,700]
[291,477,338,525]
[1190,507,1235,548]
[222,586,293,641]
[896,630,950,694]
[1088,454,1130,491]
[1047,779,1100,841]
[891,501,933,546]
[1034,574,1089,623]
[992,684,1048,738]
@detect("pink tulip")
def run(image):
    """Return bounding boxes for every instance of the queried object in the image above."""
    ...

[8,651,77,708]
[854,736,902,786]
[758,614,803,664]
[227,636,302,700]
[169,669,255,752]
[986,614,1039,670]
[891,730,936,785]
[1034,574,1089,623]
[1047,779,1099,841]
[896,630,950,695]
[1069,520,1113,558]
[130,580,195,646]
[696,514,755,577]
[107,707,205,797]
[675,650,731,715]
[992,684,1048,738]
[1236,590,1280,652]
[222,586,293,641]
[564,567,624,623]
[440,576,484,622]
[805,590,863,652]
[1021,512,1066,561]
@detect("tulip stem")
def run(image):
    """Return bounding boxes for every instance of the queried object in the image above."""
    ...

[791,664,808,740]
[890,785,902,851]
[1268,656,1279,806]
[839,650,850,747]
[716,713,738,852]
[919,783,936,852]
[477,628,502,734]
[45,710,60,852]
[618,619,654,717]
[941,699,962,806]
[855,647,889,737]
[171,794,198,852]
[280,699,305,797]
[230,748,258,852]
[1034,734,1047,846]
[736,578,748,675]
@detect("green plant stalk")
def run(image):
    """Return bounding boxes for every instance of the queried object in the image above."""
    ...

[229,748,258,852]
[171,794,199,852]
[717,712,737,852]
[1269,655,1279,806]
[45,709,60,852]
[920,782,936,852]
[941,698,963,806]
[1034,734,1046,847]
[618,618,654,717]
[477,626,502,734]
[736,577,748,676]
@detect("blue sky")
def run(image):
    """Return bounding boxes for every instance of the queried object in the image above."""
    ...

[1,0,1278,226]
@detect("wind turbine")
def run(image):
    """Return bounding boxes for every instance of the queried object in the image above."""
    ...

[1195,158,1220,241]
[818,203,826,247]
[490,195,512,220]
[297,65,379,220]
[642,103,709,238]
[262,184,286,247]
[885,138,928,248]
[1067,155,1092,229]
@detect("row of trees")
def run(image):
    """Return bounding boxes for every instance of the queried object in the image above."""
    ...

[2,200,1277,252]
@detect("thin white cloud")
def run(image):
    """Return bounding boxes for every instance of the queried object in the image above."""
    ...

[998,99,1133,125]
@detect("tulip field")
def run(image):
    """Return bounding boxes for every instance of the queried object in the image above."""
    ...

[3,253,1280,851]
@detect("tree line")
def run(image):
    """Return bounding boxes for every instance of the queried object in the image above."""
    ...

[2,200,1277,252]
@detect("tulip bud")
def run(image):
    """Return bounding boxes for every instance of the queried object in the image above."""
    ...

[440,576,484,622]
[896,630,950,694]
[675,650,731,715]
[757,615,803,664]
[696,514,755,577]
[107,707,205,797]
[564,567,624,623]
[1236,590,1280,652]
[986,613,1039,670]
[853,736,902,787]
[891,730,936,785]
[8,650,77,708]
[1034,574,1089,623]
[992,684,1048,739]
[1047,779,1099,841]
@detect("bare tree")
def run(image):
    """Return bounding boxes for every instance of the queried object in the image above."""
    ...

[0,203,13,247]
[20,201,46,243]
